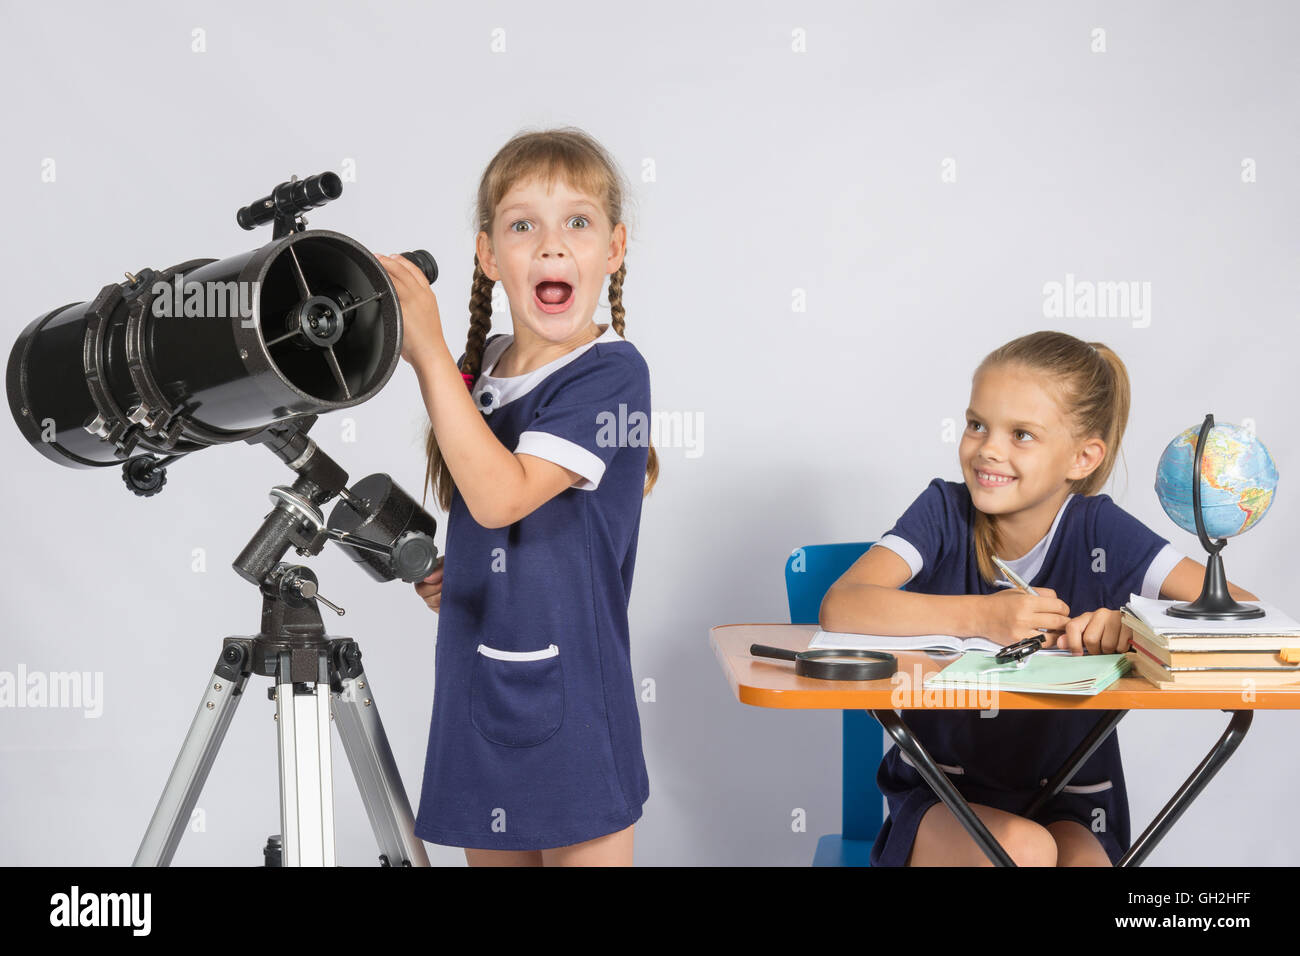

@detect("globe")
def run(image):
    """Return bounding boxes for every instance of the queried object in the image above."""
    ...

[1155,421,1278,540]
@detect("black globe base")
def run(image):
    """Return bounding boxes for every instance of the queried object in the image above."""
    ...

[1165,551,1263,620]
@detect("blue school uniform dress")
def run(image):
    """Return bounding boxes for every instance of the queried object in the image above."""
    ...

[413,324,651,850]
[868,478,1186,866]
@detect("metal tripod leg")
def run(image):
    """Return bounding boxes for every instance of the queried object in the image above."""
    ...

[331,641,430,866]
[135,630,428,866]
[134,643,252,866]
[275,649,336,867]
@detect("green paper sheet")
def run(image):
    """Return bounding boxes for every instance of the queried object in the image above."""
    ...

[922,651,1131,696]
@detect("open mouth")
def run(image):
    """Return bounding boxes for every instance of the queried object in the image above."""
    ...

[534,281,574,314]
[975,469,1017,488]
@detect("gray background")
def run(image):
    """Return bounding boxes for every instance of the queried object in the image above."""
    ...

[1,1,1296,865]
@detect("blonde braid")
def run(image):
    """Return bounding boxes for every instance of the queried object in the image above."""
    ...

[608,260,626,338]
[421,256,495,513]
[606,258,657,495]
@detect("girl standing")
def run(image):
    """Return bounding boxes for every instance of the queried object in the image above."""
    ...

[820,330,1257,866]
[379,128,658,866]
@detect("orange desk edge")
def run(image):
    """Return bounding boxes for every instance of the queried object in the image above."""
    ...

[710,623,1300,710]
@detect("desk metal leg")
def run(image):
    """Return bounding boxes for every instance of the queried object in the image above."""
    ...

[870,709,1015,867]
[1117,709,1253,867]
[1024,710,1127,820]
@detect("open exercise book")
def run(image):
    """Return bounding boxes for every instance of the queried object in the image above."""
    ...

[808,629,1066,655]
[919,649,1130,695]
[807,628,1128,695]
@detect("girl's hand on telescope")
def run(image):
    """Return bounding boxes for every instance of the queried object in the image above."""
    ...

[414,556,445,613]
[377,254,447,366]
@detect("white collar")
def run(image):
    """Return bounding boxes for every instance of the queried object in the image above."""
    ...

[471,323,622,415]
[995,493,1076,588]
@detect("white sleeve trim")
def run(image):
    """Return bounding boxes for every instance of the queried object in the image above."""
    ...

[874,535,921,585]
[514,430,606,491]
[1141,543,1186,600]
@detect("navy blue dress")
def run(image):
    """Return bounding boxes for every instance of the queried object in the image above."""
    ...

[868,478,1184,866]
[413,325,651,850]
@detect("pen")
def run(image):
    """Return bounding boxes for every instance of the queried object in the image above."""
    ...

[991,554,1048,664]
[992,554,1037,597]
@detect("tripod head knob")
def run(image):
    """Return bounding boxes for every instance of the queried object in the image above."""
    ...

[293,575,345,616]
[122,456,168,497]
[267,564,345,616]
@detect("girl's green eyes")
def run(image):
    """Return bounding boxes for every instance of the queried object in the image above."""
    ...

[509,215,590,233]
[967,421,1034,442]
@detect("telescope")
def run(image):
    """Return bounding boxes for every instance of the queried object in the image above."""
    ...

[8,172,432,474]
[7,170,438,581]
[7,171,442,866]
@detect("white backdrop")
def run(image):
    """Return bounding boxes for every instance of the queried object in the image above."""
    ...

[1,0,1296,865]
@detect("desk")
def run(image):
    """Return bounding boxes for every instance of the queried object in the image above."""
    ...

[710,623,1294,866]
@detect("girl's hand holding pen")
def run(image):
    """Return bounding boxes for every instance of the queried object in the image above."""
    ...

[982,586,1071,647]
[376,253,447,366]
[414,556,445,614]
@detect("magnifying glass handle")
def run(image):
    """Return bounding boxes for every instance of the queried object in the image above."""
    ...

[750,644,799,661]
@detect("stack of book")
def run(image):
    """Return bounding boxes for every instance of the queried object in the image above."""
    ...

[1121,594,1300,689]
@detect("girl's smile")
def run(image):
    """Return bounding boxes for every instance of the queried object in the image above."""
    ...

[960,363,1106,557]
[974,469,1017,487]
[960,364,1062,512]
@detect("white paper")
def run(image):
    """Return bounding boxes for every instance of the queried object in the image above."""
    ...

[1124,593,1300,636]
[808,628,1002,653]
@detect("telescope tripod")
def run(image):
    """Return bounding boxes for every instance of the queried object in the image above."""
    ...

[133,562,429,867]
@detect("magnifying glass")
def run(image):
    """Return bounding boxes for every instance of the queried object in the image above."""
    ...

[749,644,897,681]
[993,635,1047,666]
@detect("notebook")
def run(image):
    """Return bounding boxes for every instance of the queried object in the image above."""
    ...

[1128,643,1300,688]
[1121,594,1300,652]
[923,651,1131,696]
[1123,594,1300,637]
[807,628,1071,656]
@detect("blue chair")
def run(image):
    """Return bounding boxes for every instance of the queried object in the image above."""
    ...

[784,542,886,867]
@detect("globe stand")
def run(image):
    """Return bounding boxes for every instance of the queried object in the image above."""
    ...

[1166,413,1264,620]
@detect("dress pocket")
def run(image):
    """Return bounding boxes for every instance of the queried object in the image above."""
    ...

[898,750,965,775]
[1040,777,1114,795]
[470,643,565,748]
